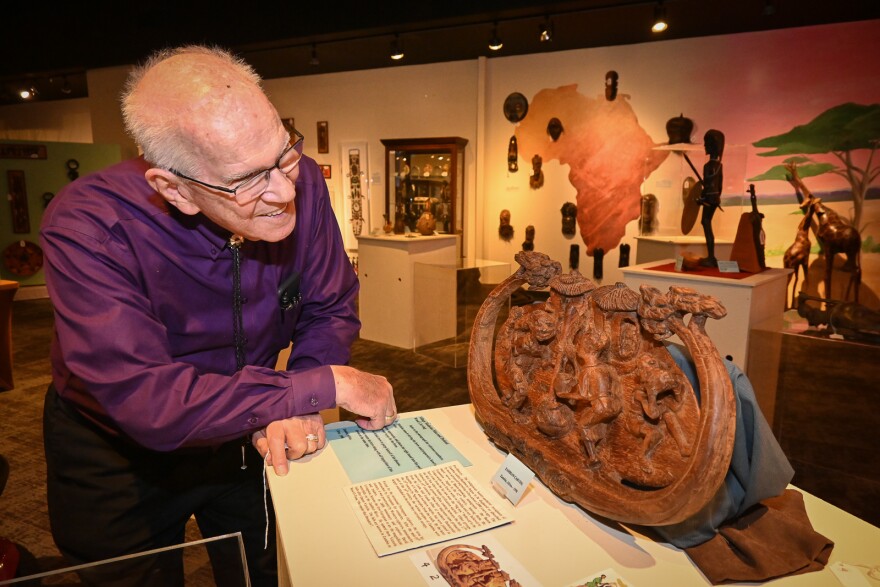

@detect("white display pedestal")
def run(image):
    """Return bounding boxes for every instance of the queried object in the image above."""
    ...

[635,235,734,265]
[621,260,790,370]
[357,234,458,349]
[413,259,510,367]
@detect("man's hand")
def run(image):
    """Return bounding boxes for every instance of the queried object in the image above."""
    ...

[330,365,397,431]
[252,413,325,476]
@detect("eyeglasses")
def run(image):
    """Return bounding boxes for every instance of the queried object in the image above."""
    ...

[171,128,305,202]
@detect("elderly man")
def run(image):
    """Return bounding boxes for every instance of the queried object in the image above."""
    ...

[40,45,395,585]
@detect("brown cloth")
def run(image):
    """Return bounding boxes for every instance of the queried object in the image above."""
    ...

[685,489,834,585]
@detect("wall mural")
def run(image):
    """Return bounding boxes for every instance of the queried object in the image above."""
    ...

[514,83,668,256]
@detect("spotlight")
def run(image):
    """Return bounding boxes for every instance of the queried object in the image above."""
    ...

[652,1,668,33]
[309,44,320,66]
[390,35,404,60]
[19,87,36,100]
[539,18,553,43]
[488,23,503,51]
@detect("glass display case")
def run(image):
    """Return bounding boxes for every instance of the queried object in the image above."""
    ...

[381,137,468,249]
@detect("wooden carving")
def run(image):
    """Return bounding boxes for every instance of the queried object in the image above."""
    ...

[468,251,736,526]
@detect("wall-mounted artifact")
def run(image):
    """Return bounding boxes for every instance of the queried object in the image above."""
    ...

[416,210,436,235]
[382,137,468,251]
[547,118,564,141]
[561,202,577,237]
[7,170,30,233]
[530,154,544,189]
[605,71,619,101]
[729,184,766,273]
[468,250,736,526]
[786,163,861,303]
[66,159,80,181]
[619,243,631,267]
[593,247,604,280]
[498,209,514,241]
[666,113,694,144]
[42,192,55,208]
[317,121,329,153]
[569,244,580,271]
[503,92,529,123]
[640,193,658,235]
[522,225,535,251]
[2,240,43,277]
[0,143,47,160]
[507,136,518,172]
[347,148,364,237]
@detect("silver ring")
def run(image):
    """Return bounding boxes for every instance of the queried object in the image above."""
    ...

[305,434,319,442]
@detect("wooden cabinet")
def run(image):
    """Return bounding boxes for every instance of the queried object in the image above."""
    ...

[381,137,467,254]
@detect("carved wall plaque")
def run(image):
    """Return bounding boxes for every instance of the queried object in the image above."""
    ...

[7,170,30,234]
[468,251,736,526]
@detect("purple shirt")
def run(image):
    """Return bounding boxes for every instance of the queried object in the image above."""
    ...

[40,155,359,451]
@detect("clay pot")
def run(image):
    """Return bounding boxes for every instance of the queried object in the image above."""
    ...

[416,211,436,236]
[666,113,694,144]
[383,214,393,234]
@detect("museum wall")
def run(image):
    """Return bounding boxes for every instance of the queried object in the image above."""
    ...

[2,19,878,302]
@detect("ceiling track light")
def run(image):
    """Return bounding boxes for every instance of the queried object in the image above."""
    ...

[652,1,668,33]
[488,23,503,51]
[309,43,320,66]
[390,34,405,60]
[19,86,36,100]
[539,18,553,43]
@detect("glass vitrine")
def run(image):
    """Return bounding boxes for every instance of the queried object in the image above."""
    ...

[381,137,468,248]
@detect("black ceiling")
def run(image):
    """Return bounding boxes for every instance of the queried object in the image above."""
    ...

[2,1,878,106]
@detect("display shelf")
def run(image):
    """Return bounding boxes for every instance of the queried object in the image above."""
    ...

[634,235,733,265]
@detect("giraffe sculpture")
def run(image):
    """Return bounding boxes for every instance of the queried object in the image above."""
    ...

[785,163,861,304]
[782,210,813,309]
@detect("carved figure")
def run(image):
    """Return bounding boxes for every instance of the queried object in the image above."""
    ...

[782,212,812,309]
[547,118,564,141]
[498,209,514,241]
[507,136,518,172]
[472,251,736,526]
[786,163,862,303]
[604,71,619,101]
[530,154,544,189]
[522,225,535,251]
[561,202,577,237]
[698,130,725,267]
[640,193,658,235]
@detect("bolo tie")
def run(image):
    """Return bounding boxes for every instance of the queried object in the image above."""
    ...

[229,234,250,469]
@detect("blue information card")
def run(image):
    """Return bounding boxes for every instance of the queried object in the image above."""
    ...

[326,416,472,483]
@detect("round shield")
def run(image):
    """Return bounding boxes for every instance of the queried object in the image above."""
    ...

[681,177,702,235]
[503,92,529,123]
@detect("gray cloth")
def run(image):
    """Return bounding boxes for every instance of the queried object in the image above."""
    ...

[645,344,795,548]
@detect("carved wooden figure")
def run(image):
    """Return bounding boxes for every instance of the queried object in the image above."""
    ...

[786,163,861,303]
[783,211,813,310]
[469,251,736,526]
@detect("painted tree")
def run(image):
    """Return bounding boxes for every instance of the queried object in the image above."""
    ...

[748,102,880,230]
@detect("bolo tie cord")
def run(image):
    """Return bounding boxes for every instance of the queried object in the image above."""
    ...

[231,235,271,549]
[229,236,251,472]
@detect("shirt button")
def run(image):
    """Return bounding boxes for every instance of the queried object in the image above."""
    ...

[310,397,319,407]
[248,417,258,425]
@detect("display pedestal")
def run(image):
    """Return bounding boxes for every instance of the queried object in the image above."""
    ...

[620,260,790,370]
[635,235,733,265]
[748,316,880,527]
[357,234,458,349]
[413,259,510,367]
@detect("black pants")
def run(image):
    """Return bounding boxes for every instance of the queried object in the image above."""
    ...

[43,385,277,586]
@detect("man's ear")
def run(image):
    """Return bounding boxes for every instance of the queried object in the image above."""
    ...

[145,168,200,215]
